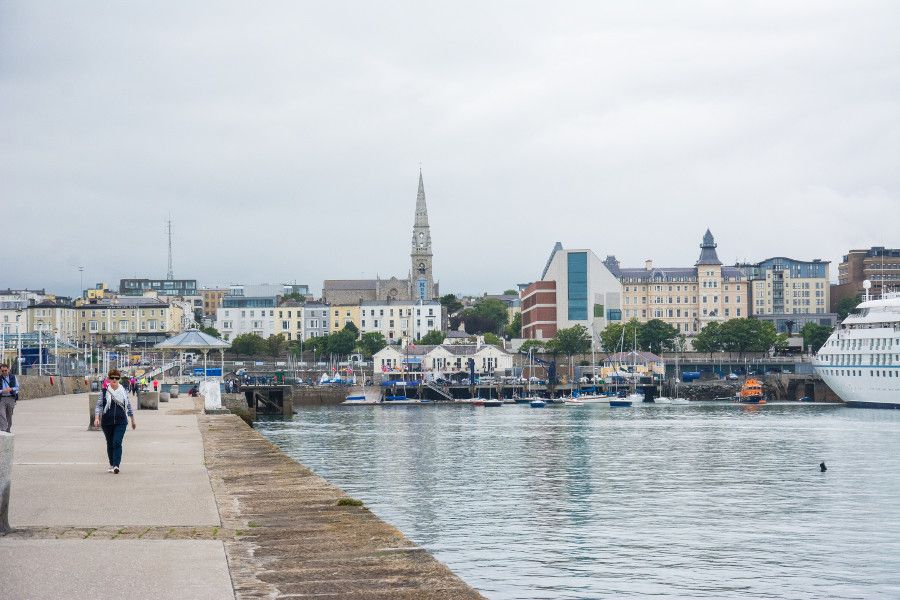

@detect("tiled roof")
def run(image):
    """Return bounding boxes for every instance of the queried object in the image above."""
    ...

[30,300,74,308]
[618,266,746,281]
[359,299,440,307]
[81,297,169,308]
[154,329,231,349]
[323,279,378,290]
[602,351,662,363]
[381,343,509,357]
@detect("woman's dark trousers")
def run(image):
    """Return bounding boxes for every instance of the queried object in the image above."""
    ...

[101,420,127,467]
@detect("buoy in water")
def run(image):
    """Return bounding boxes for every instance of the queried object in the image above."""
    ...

[820,462,827,472]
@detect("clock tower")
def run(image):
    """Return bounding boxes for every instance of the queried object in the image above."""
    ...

[410,169,434,301]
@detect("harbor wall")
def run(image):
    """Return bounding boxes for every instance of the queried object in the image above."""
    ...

[200,412,485,598]
[292,386,346,405]
[14,375,90,401]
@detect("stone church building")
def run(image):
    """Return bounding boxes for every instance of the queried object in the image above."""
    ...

[323,171,439,305]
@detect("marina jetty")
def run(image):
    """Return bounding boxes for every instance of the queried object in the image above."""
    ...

[0,392,484,599]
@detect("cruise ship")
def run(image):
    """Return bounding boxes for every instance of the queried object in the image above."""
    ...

[814,285,900,408]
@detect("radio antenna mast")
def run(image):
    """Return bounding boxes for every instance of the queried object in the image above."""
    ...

[166,216,174,279]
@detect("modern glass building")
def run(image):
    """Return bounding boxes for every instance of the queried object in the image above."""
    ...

[119,278,198,297]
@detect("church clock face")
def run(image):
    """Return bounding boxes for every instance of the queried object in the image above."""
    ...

[417,232,425,249]
[418,261,426,274]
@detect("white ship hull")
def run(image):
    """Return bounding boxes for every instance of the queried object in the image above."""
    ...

[814,291,900,409]
[815,366,900,408]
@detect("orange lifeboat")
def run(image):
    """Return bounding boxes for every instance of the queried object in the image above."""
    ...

[737,378,766,404]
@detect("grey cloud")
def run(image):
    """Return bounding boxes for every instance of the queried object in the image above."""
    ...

[2,1,899,296]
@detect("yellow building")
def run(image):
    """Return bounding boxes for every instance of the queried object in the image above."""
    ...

[75,298,183,344]
[607,230,750,336]
[274,301,305,341]
[27,300,78,341]
[740,257,834,333]
[85,283,113,301]
[330,304,361,332]
[200,288,228,318]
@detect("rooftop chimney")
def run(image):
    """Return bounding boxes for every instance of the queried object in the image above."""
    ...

[645,259,653,271]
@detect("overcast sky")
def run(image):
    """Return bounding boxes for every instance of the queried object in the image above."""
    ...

[2,1,899,297]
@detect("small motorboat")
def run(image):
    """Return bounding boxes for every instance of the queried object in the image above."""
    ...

[530,400,546,408]
[483,399,503,407]
[671,397,690,404]
[609,399,633,407]
[563,397,584,405]
[654,396,672,404]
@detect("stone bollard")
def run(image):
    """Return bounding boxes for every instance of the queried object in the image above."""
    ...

[0,431,13,533]
[140,391,159,410]
[88,393,101,431]
[159,392,170,403]
[169,385,180,398]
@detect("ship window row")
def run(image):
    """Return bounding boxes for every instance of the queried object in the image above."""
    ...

[825,369,897,378]
[821,353,898,365]
[828,337,898,350]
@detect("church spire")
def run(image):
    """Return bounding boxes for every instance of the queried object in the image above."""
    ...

[411,168,434,301]
[415,167,430,227]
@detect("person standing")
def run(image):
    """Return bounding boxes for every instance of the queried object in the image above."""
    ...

[152,379,158,392]
[93,369,136,474]
[0,363,19,433]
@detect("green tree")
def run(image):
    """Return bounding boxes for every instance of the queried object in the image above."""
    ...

[472,298,509,331]
[800,322,832,353]
[230,333,266,357]
[503,289,518,296]
[599,319,642,352]
[519,339,545,354]
[281,292,306,302]
[552,325,592,358]
[341,321,360,339]
[439,294,464,315]
[504,312,522,338]
[266,334,286,357]
[418,330,445,345]
[326,330,356,355]
[836,295,861,321]
[718,319,779,358]
[303,335,328,355]
[638,319,679,354]
[199,326,221,339]
[483,332,503,347]
[357,332,387,358]
[692,321,723,353]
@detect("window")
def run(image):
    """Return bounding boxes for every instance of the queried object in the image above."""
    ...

[567,252,588,320]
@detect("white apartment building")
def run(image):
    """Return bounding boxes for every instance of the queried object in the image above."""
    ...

[359,300,445,345]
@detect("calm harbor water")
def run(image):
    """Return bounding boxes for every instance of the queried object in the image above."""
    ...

[257,403,900,599]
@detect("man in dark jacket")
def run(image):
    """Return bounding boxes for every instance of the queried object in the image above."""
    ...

[0,363,19,432]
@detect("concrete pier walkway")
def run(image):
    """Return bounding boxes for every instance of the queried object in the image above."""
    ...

[0,392,484,599]
[0,393,233,600]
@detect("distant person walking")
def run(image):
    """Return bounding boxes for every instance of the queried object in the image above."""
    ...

[129,376,138,396]
[0,363,19,432]
[152,379,159,392]
[93,369,136,474]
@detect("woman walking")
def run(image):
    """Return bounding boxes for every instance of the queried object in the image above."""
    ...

[93,369,136,474]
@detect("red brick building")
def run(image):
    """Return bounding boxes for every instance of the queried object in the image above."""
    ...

[521,281,558,339]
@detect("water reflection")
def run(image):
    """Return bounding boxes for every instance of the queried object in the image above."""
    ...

[258,403,900,599]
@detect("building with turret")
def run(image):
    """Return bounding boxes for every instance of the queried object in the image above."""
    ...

[605,230,750,336]
[323,171,439,305]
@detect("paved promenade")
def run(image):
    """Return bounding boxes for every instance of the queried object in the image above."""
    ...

[0,392,484,599]
[0,393,234,600]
